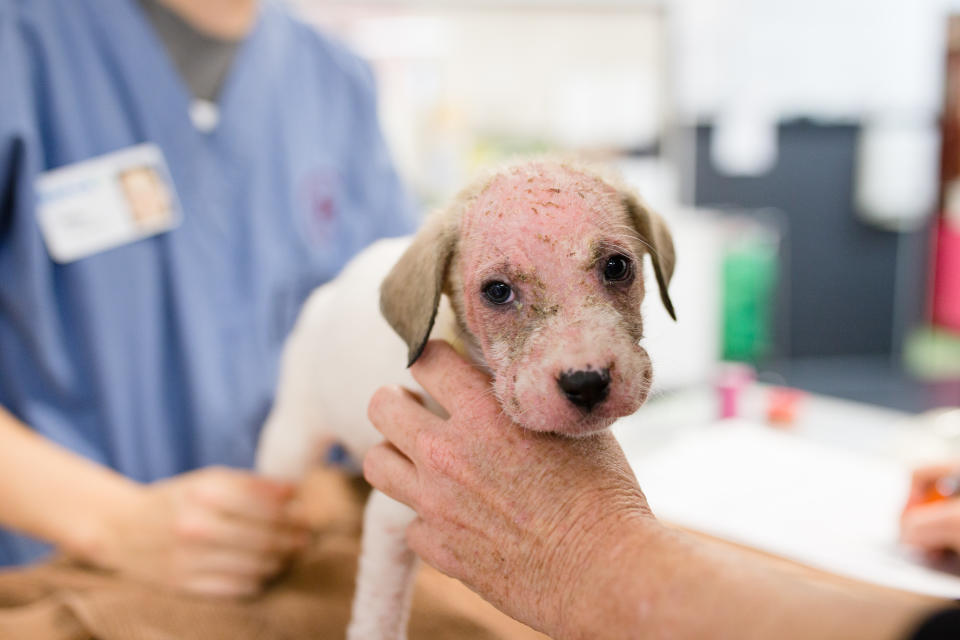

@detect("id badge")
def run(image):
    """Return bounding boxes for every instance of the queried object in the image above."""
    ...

[35,144,182,263]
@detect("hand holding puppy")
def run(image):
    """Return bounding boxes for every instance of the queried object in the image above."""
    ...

[76,467,311,598]
[364,342,940,640]
[364,340,654,638]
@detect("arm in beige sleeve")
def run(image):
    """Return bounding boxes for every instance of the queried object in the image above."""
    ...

[0,405,142,557]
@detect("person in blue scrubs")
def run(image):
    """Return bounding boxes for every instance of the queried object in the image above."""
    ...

[0,0,414,596]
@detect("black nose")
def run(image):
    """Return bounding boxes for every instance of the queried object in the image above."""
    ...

[557,368,610,412]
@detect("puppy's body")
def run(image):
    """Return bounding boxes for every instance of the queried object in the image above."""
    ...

[257,237,461,638]
[256,161,676,639]
[257,237,450,475]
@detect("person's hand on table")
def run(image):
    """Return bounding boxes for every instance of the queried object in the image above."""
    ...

[901,461,960,554]
[362,340,654,638]
[76,467,312,598]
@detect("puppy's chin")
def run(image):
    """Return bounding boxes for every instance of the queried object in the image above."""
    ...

[504,396,641,438]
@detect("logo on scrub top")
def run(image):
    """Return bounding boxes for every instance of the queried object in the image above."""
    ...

[298,167,341,247]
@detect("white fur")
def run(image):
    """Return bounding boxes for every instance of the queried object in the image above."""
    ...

[256,236,453,640]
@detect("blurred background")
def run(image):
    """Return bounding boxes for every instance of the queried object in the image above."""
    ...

[293,0,960,415]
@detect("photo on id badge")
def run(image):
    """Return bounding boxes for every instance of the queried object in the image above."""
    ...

[118,165,173,231]
[35,144,182,263]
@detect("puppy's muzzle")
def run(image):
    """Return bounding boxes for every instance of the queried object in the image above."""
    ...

[558,368,611,412]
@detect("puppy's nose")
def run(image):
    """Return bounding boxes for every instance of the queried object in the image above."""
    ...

[557,368,610,412]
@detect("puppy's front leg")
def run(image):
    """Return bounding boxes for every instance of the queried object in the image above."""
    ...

[347,489,419,640]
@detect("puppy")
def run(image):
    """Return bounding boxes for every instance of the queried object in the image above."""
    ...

[256,159,676,639]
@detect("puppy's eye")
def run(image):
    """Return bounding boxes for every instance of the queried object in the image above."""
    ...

[482,281,514,305]
[603,254,633,282]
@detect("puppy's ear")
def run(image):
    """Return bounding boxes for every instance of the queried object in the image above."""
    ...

[380,214,459,366]
[623,192,677,321]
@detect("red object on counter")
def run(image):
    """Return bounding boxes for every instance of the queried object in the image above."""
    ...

[767,387,804,427]
[932,219,960,333]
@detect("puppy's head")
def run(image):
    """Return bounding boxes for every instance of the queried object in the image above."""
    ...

[381,160,675,437]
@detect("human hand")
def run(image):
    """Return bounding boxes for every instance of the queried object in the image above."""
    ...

[77,466,312,597]
[901,461,960,553]
[363,340,655,638]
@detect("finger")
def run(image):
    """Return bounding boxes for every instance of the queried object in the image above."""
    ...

[192,469,302,526]
[180,574,261,599]
[178,507,310,554]
[187,547,287,580]
[900,501,960,551]
[405,518,438,567]
[409,340,492,414]
[368,385,440,458]
[363,442,418,508]
[211,466,299,501]
[405,518,459,579]
[909,462,960,498]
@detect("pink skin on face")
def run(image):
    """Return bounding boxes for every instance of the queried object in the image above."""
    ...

[456,163,654,437]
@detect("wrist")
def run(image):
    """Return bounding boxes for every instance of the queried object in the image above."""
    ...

[558,522,934,640]
[61,474,145,564]
[546,507,663,640]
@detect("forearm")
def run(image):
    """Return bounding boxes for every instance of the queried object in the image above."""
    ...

[558,518,935,640]
[0,406,141,557]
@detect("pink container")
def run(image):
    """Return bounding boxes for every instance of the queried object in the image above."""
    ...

[933,220,960,333]
[715,363,755,420]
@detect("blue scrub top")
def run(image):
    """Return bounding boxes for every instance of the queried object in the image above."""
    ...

[0,0,416,565]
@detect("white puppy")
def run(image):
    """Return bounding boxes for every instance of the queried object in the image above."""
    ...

[256,160,676,639]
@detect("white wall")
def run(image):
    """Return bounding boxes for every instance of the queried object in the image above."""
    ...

[671,0,947,123]
[293,2,666,202]
[670,0,951,226]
